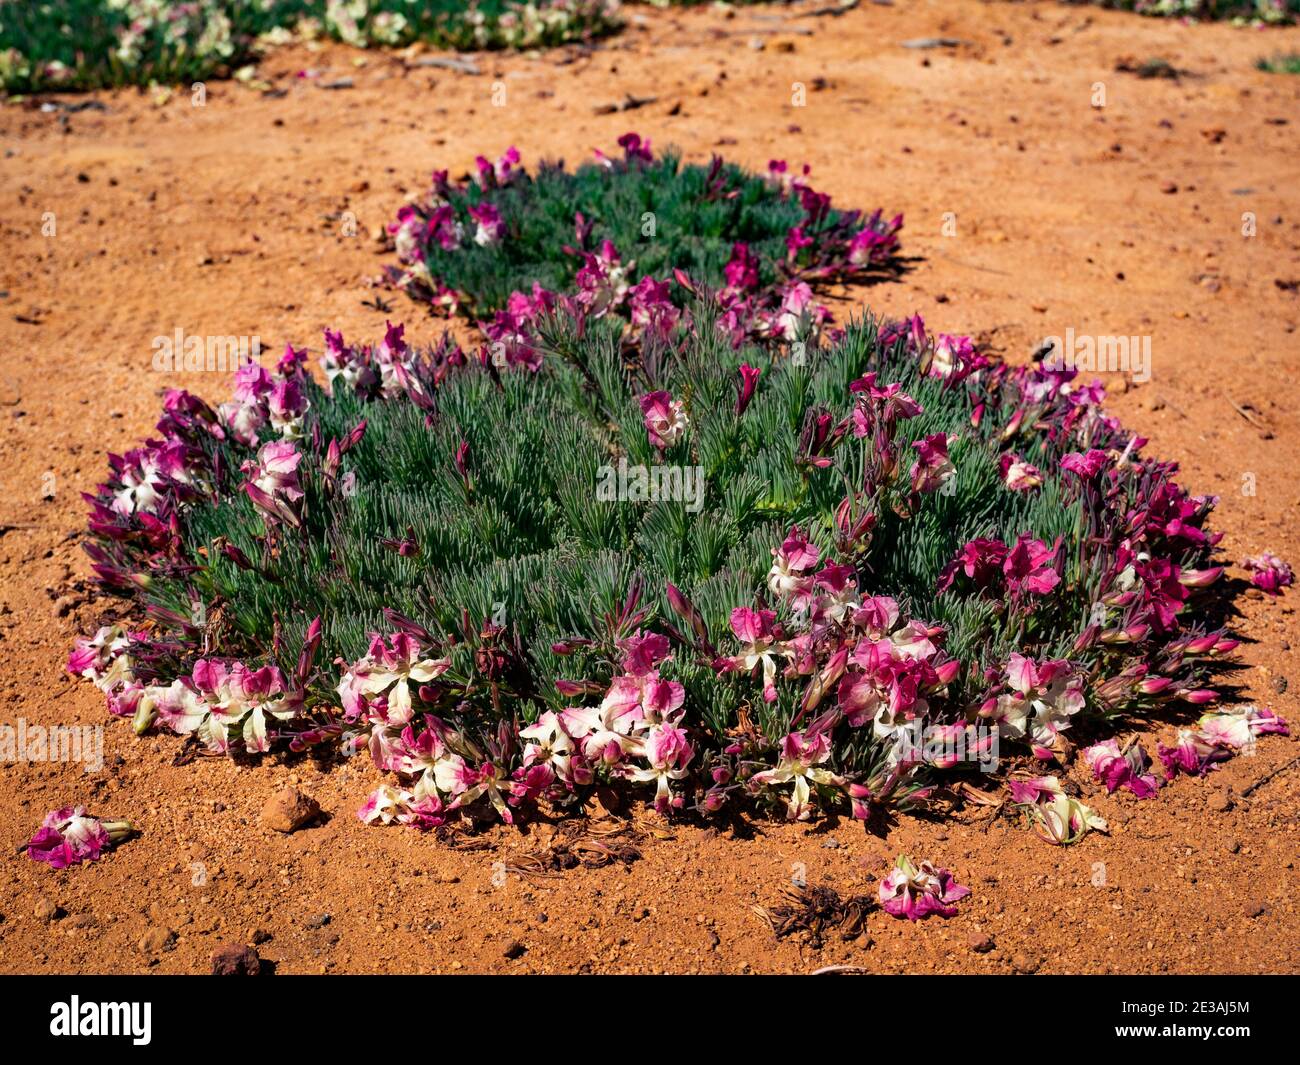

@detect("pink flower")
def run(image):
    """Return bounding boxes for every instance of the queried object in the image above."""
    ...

[727,607,780,702]
[628,276,680,334]
[767,526,820,599]
[468,202,503,246]
[1156,729,1232,780]
[1197,705,1288,749]
[938,537,1008,593]
[575,239,631,318]
[1060,449,1110,481]
[358,785,414,826]
[242,439,303,504]
[999,453,1044,492]
[735,364,762,416]
[618,630,672,676]
[1083,738,1161,798]
[27,807,134,869]
[750,730,843,821]
[909,433,956,494]
[878,855,970,920]
[639,391,687,449]
[630,724,694,813]
[1241,551,1292,596]
[993,653,1084,758]
[1003,534,1061,596]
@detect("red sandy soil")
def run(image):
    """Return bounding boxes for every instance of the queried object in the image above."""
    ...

[0,0,1297,975]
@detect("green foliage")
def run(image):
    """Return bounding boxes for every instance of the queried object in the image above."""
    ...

[407,152,824,316]
[1257,52,1300,72]
[134,311,1087,743]
[1063,0,1297,22]
[0,0,621,93]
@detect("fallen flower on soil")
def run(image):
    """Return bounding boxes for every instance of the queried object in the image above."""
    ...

[877,854,970,920]
[26,807,135,869]
[1241,551,1293,596]
[1083,737,1161,798]
[1009,776,1109,845]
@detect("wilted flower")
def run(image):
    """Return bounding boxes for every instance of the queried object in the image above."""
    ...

[1008,776,1107,845]
[909,433,956,494]
[1156,729,1232,780]
[27,806,134,869]
[1241,551,1292,596]
[878,855,970,920]
[358,785,415,826]
[639,390,688,449]
[1083,738,1161,798]
[1197,705,1288,749]
[999,453,1044,492]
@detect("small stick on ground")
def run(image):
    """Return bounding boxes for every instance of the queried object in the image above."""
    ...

[1240,753,1300,798]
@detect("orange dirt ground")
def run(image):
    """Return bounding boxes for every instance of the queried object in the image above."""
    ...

[0,0,1297,974]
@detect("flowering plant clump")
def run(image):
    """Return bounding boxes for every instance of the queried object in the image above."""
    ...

[1062,0,1297,23]
[0,0,621,93]
[70,290,1286,839]
[26,807,136,869]
[385,137,902,360]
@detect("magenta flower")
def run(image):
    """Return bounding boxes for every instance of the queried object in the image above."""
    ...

[999,453,1044,492]
[618,630,672,676]
[751,730,844,821]
[850,371,923,430]
[1241,551,1293,596]
[735,364,762,416]
[1083,738,1162,798]
[627,276,680,334]
[937,537,1007,593]
[27,806,134,869]
[767,526,820,599]
[468,202,503,247]
[474,146,520,187]
[723,242,760,293]
[1003,533,1061,596]
[1156,729,1232,780]
[1060,449,1110,481]
[639,390,687,449]
[909,433,956,494]
[617,131,653,165]
[878,855,970,920]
